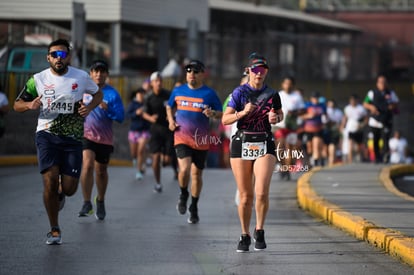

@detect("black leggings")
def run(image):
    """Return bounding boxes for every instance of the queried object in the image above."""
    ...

[370,126,391,163]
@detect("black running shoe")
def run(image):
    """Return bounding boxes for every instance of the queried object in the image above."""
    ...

[254,229,267,251]
[236,234,251,253]
[177,192,189,215]
[78,201,93,217]
[187,204,199,224]
[95,196,106,220]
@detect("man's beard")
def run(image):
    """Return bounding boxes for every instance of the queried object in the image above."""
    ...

[51,63,68,75]
[189,79,197,86]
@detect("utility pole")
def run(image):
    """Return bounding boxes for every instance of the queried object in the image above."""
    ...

[71,2,86,69]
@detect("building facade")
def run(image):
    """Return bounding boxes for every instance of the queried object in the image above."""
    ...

[0,0,363,79]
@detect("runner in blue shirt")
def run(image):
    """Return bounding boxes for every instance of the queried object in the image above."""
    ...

[166,60,222,224]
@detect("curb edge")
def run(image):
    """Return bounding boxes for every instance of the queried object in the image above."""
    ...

[297,164,414,268]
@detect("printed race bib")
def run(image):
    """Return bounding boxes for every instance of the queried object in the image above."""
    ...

[47,95,75,114]
[241,141,267,160]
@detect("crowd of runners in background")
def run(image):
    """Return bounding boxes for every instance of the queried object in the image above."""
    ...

[205,74,409,174]
[129,72,410,185]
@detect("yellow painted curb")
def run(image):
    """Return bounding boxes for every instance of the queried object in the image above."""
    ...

[0,155,132,167]
[0,155,38,166]
[297,164,414,268]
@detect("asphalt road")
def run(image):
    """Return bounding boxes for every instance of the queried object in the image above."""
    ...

[0,165,412,275]
[393,174,414,197]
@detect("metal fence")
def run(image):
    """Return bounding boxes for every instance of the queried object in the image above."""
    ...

[204,31,397,82]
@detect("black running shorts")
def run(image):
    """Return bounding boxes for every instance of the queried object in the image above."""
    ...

[175,144,208,170]
[35,131,83,177]
[82,138,114,164]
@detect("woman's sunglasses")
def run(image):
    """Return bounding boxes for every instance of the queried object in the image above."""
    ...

[250,66,267,75]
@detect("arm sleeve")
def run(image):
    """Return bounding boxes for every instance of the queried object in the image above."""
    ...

[167,89,177,108]
[364,90,373,103]
[107,91,125,123]
[272,92,282,110]
[84,74,99,94]
[16,77,37,102]
[227,87,241,110]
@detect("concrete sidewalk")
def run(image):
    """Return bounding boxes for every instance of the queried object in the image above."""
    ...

[298,163,414,268]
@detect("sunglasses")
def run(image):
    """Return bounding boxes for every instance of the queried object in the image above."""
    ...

[186,67,202,74]
[250,66,267,75]
[49,51,68,59]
